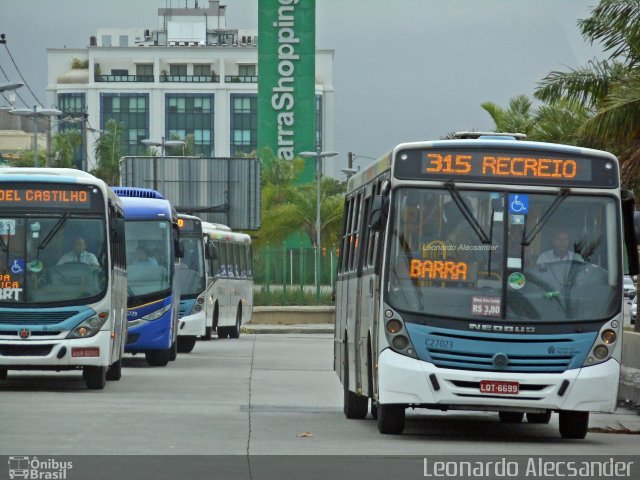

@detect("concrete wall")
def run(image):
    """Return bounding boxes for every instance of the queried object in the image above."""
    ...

[622,330,640,369]
[251,306,334,325]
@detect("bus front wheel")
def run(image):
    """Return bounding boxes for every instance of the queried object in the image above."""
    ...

[559,410,589,439]
[377,403,405,434]
[0,368,7,380]
[343,343,368,419]
[177,336,197,353]
[106,359,122,381]
[145,349,170,367]
[83,366,106,389]
[499,411,524,423]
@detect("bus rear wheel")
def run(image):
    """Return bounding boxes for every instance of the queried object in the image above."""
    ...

[228,307,241,339]
[377,403,405,434]
[106,359,122,381]
[342,344,368,419]
[83,366,106,389]
[177,336,197,353]
[145,349,170,367]
[527,411,551,424]
[0,368,7,380]
[499,411,524,423]
[559,411,589,439]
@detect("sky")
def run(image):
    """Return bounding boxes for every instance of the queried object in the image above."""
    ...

[0,0,606,177]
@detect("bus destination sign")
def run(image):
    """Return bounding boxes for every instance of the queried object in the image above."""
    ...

[394,148,618,188]
[0,185,94,210]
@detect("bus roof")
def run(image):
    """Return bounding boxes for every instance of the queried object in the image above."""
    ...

[201,221,232,232]
[116,194,174,220]
[202,221,250,244]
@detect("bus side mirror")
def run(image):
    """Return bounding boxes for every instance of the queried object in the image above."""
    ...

[174,229,184,258]
[621,189,639,276]
[369,195,389,232]
[110,217,124,243]
[205,241,217,260]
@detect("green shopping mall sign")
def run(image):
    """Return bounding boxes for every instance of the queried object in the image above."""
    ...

[258,0,316,181]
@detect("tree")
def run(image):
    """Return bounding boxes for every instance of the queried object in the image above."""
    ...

[533,1,640,185]
[91,119,122,185]
[51,130,82,168]
[480,95,536,135]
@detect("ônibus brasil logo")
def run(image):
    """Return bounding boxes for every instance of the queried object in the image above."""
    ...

[8,456,73,480]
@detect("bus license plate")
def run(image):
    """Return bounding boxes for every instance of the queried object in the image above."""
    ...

[479,380,519,394]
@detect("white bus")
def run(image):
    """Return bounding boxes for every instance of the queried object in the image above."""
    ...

[335,133,639,439]
[0,168,127,389]
[201,222,253,339]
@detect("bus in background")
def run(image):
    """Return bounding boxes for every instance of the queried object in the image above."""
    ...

[113,187,182,366]
[0,168,127,389]
[202,222,253,339]
[175,213,214,352]
[335,133,639,439]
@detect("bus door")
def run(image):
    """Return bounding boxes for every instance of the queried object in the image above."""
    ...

[356,188,374,395]
[346,192,363,391]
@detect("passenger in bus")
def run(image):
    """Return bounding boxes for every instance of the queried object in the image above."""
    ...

[536,229,584,265]
[134,246,158,265]
[57,237,99,266]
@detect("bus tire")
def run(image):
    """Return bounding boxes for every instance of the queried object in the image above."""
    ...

[0,368,7,380]
[177,336,197,353]
[169,339,178,361]
[527,411,551,424]
[145,349,170,367]
[229,307,241,339]
[499,411,524,423]
[83,366,106,390]
[343,343,368,419]
[106,359,122,381]
[202,326,213,341]
[218,328,229,339]
[559,411,589,439]
[377,403,405,434]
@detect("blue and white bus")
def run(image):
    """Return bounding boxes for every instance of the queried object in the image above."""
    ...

[0,168,127,389]
[202,222,253,339]
[175,213,214,352]
[113,187,182,366]
[335,133,639,439]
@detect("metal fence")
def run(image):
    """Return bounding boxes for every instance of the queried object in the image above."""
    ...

[253,244,338,305]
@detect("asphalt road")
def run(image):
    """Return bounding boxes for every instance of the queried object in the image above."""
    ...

[2,333,640,463]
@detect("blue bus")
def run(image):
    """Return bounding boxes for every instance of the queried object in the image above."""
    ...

[113,187,182,366]
[336,133,640,439]
[0,168,127,389]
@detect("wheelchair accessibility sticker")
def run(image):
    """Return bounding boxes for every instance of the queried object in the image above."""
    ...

[509,194,528,214]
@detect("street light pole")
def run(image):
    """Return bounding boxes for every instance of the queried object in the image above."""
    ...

[300,149,338,302]
[9,105,62,168]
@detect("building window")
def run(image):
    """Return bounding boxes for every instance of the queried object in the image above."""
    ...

[136,64,153,77]
[165,94,214,157]
[238,64,256,76]
[57,93,86,170]
[119,35,128,47]
[170,64,187,76]
[230,94,257,156]
[193,64,211,77]
[100,93,149,155]
[101,35,112,47]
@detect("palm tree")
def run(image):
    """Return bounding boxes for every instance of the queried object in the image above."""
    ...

[480,95,535,135]
[91,119,122,185]
[51,130,82,168]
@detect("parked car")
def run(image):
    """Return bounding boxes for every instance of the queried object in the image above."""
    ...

[631,295,637,325]
[623,276,636,298]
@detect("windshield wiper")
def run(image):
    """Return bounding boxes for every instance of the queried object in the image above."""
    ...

[38,213,70,251]
[444,181,491,244]
[521,188,570,247]
[0,234,8,253]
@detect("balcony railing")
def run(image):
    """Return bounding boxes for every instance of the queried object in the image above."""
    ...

[160,75,220,83]
[225,75,258,83]
[95,75,155,82]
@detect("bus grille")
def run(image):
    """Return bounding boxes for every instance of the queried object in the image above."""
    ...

[0,311,78,326]
[428,348,573,373]
[0,344,55,357]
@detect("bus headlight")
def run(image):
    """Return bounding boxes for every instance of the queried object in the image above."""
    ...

[593,345,609,360]
[68,312,109,339]
[383,306,417,359]
[141,304,172,321]
[192,295,205,314]
[601,330,616,344]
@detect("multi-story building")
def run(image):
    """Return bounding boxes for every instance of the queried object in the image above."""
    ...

[47,0,334,171]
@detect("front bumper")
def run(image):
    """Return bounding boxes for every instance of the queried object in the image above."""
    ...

[378,348,619,413]
[178,310,205,337]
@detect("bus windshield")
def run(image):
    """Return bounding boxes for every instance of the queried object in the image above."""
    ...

[125,220,171,297]
[0,215,108,305]
[178,235,206,297]
[386,187,620,323]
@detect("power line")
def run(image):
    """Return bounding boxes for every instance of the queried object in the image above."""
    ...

[0,60,29,107]
[1,39,44,108]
